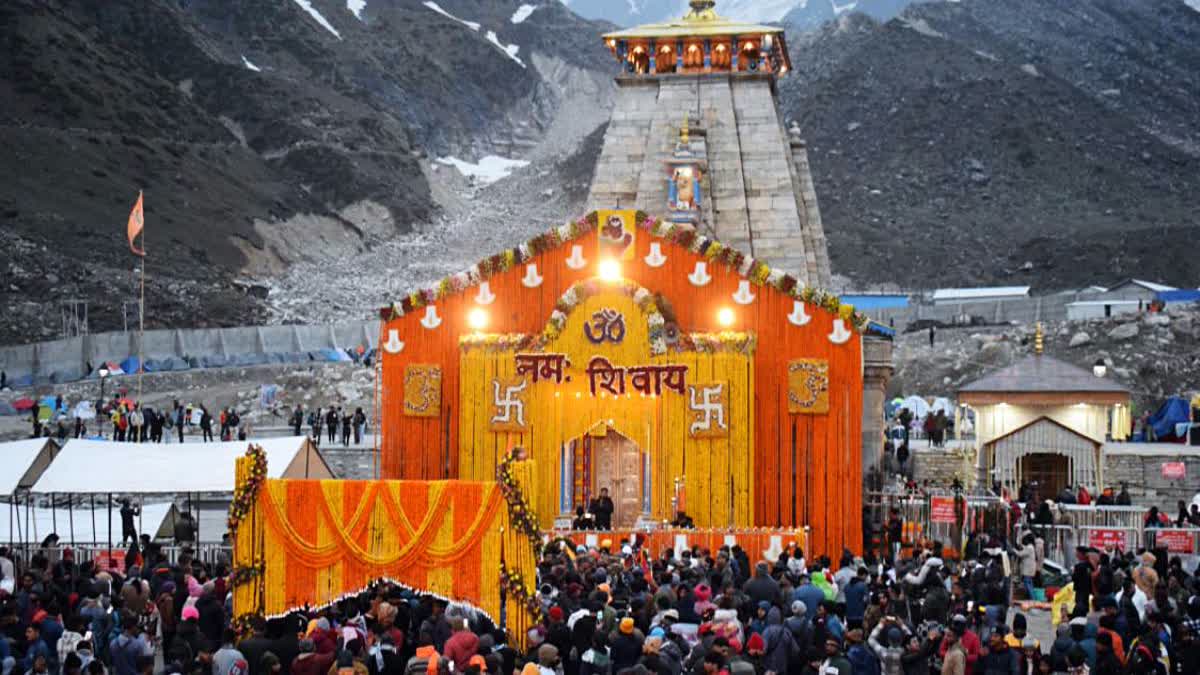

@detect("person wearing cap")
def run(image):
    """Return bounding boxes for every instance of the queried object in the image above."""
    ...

[821,636,852,675]
[1052,617,1096,671]
[941,624,967,675]
[610,617,644,672]
[1095,605,1125,665]
[938,616,980,674]
[785,601,813,651]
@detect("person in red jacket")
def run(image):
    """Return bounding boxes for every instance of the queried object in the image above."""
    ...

[442,618,479,673]
[938,615,981,674]
[1076,485,1092,506]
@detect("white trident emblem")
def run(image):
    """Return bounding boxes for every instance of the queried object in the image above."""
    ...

[491,378,529,427]
[688,383,727,435]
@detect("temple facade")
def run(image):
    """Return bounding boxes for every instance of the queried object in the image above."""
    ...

[587,0,832,287]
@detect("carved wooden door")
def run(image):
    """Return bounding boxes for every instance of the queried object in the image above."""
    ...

[591,430,643,529]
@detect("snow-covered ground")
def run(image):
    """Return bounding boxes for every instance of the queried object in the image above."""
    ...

[511,4,538,23]
[435,155,530,184]
[292,0,342,38]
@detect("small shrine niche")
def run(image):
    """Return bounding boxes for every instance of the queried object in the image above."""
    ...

[665,114,707,225]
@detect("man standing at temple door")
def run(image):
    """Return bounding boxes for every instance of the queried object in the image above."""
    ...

[590,487,615,530]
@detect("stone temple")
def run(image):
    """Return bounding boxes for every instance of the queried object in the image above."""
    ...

[586,0,832,287]
[585,0,895,481]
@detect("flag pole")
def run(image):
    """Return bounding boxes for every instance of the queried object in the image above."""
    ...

[138,195,145,401]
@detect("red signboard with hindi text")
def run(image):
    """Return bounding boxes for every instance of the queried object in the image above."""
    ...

[930,496,958,524]
[1155,530,1195,555]
[1087,528,1128,551]
[1161,462,1186,479]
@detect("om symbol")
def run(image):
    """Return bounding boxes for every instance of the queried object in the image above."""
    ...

[584,308,626,344]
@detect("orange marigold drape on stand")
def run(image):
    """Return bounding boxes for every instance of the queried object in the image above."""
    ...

[233,469,539,643]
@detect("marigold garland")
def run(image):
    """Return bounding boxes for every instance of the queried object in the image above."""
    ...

[228,444,267,535]
[378,211,869,332]
[496,455,543,624]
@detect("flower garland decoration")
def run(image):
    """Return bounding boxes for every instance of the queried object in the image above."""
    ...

[230,562,265,589]
[228,444,267,536]
[496,454,543,623]
[378,210,869,333]
[459,279,672,355]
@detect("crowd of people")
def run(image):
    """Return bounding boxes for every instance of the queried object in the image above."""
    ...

[27,396,250,445]
[2,508,1197,675]
[289,406,367,448]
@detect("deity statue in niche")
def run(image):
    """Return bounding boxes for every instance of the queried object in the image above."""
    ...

[673,167,696,210]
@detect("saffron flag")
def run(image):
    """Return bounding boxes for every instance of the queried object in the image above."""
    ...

[127,191,145,256]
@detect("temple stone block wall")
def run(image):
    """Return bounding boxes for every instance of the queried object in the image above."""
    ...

[587,74,831,288]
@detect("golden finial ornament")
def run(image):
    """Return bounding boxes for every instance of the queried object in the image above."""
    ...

[680,113,690,145]
[1034,322,1044,355]
[684,0,718,21]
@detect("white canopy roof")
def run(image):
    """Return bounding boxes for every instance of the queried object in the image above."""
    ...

[931,286,1030,301]
[0,439,56,496]
[0,503,172,545]
[31,437,328,494]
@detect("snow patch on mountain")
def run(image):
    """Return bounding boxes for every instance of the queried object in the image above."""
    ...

[511,4,538,23]
[830,0,858,16]
[291,0,342,39]
[435,155,530,184]
[486,31,527,68]
[347,0,366,20]
[422,1,480,31]
[241,55,262,72]
[1184,0,1199,11]
[712,0,808,22]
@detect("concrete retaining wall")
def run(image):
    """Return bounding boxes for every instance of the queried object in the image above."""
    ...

[0,321,380,385]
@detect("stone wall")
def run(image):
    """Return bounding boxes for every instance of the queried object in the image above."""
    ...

[1103,446,1200,505]
[908,444,1200,506]
[911,447,975,486]
[587,73,831,287]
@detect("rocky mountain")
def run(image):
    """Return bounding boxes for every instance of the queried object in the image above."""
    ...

[780,0,1200,291]
[0,0,612,344]
[892,305,1200,413]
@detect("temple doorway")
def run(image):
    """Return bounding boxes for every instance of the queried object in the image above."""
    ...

[1019,453,1070,499]
[588,426,644,529]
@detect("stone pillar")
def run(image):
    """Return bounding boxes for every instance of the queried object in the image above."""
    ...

[862,337,894,488]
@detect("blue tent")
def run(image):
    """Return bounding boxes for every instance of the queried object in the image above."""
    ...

[1148,397,1191,441]
[119,356,142,374]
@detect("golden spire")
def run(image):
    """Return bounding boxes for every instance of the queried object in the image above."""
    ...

[680,113,690,145]
[1034,322,1044,355]
[684,0,719,21]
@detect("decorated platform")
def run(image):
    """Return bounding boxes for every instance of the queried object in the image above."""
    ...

[379,210,867,556]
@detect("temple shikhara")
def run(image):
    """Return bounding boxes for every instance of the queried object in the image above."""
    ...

[375,0,890,558]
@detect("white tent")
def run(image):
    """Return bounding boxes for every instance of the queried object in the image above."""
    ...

[0,439,59,496]
[0,502,173,545]
[930,397,955,415]
[31,437,332,494]
[900,396,931,419]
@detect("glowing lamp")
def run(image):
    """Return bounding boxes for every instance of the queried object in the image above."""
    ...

[467,308,488,331]
[1093,359,1107,378]
[717,307,735,327]
[598,259,622,282]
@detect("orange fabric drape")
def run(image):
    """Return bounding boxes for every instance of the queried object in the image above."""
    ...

[233,477,538,642]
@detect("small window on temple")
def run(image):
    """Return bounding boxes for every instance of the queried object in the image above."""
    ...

[740,41,759,71]
[712,42,731,69]
[657,45,676,74]
[684,43,704,70]
[630,46,650,74]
